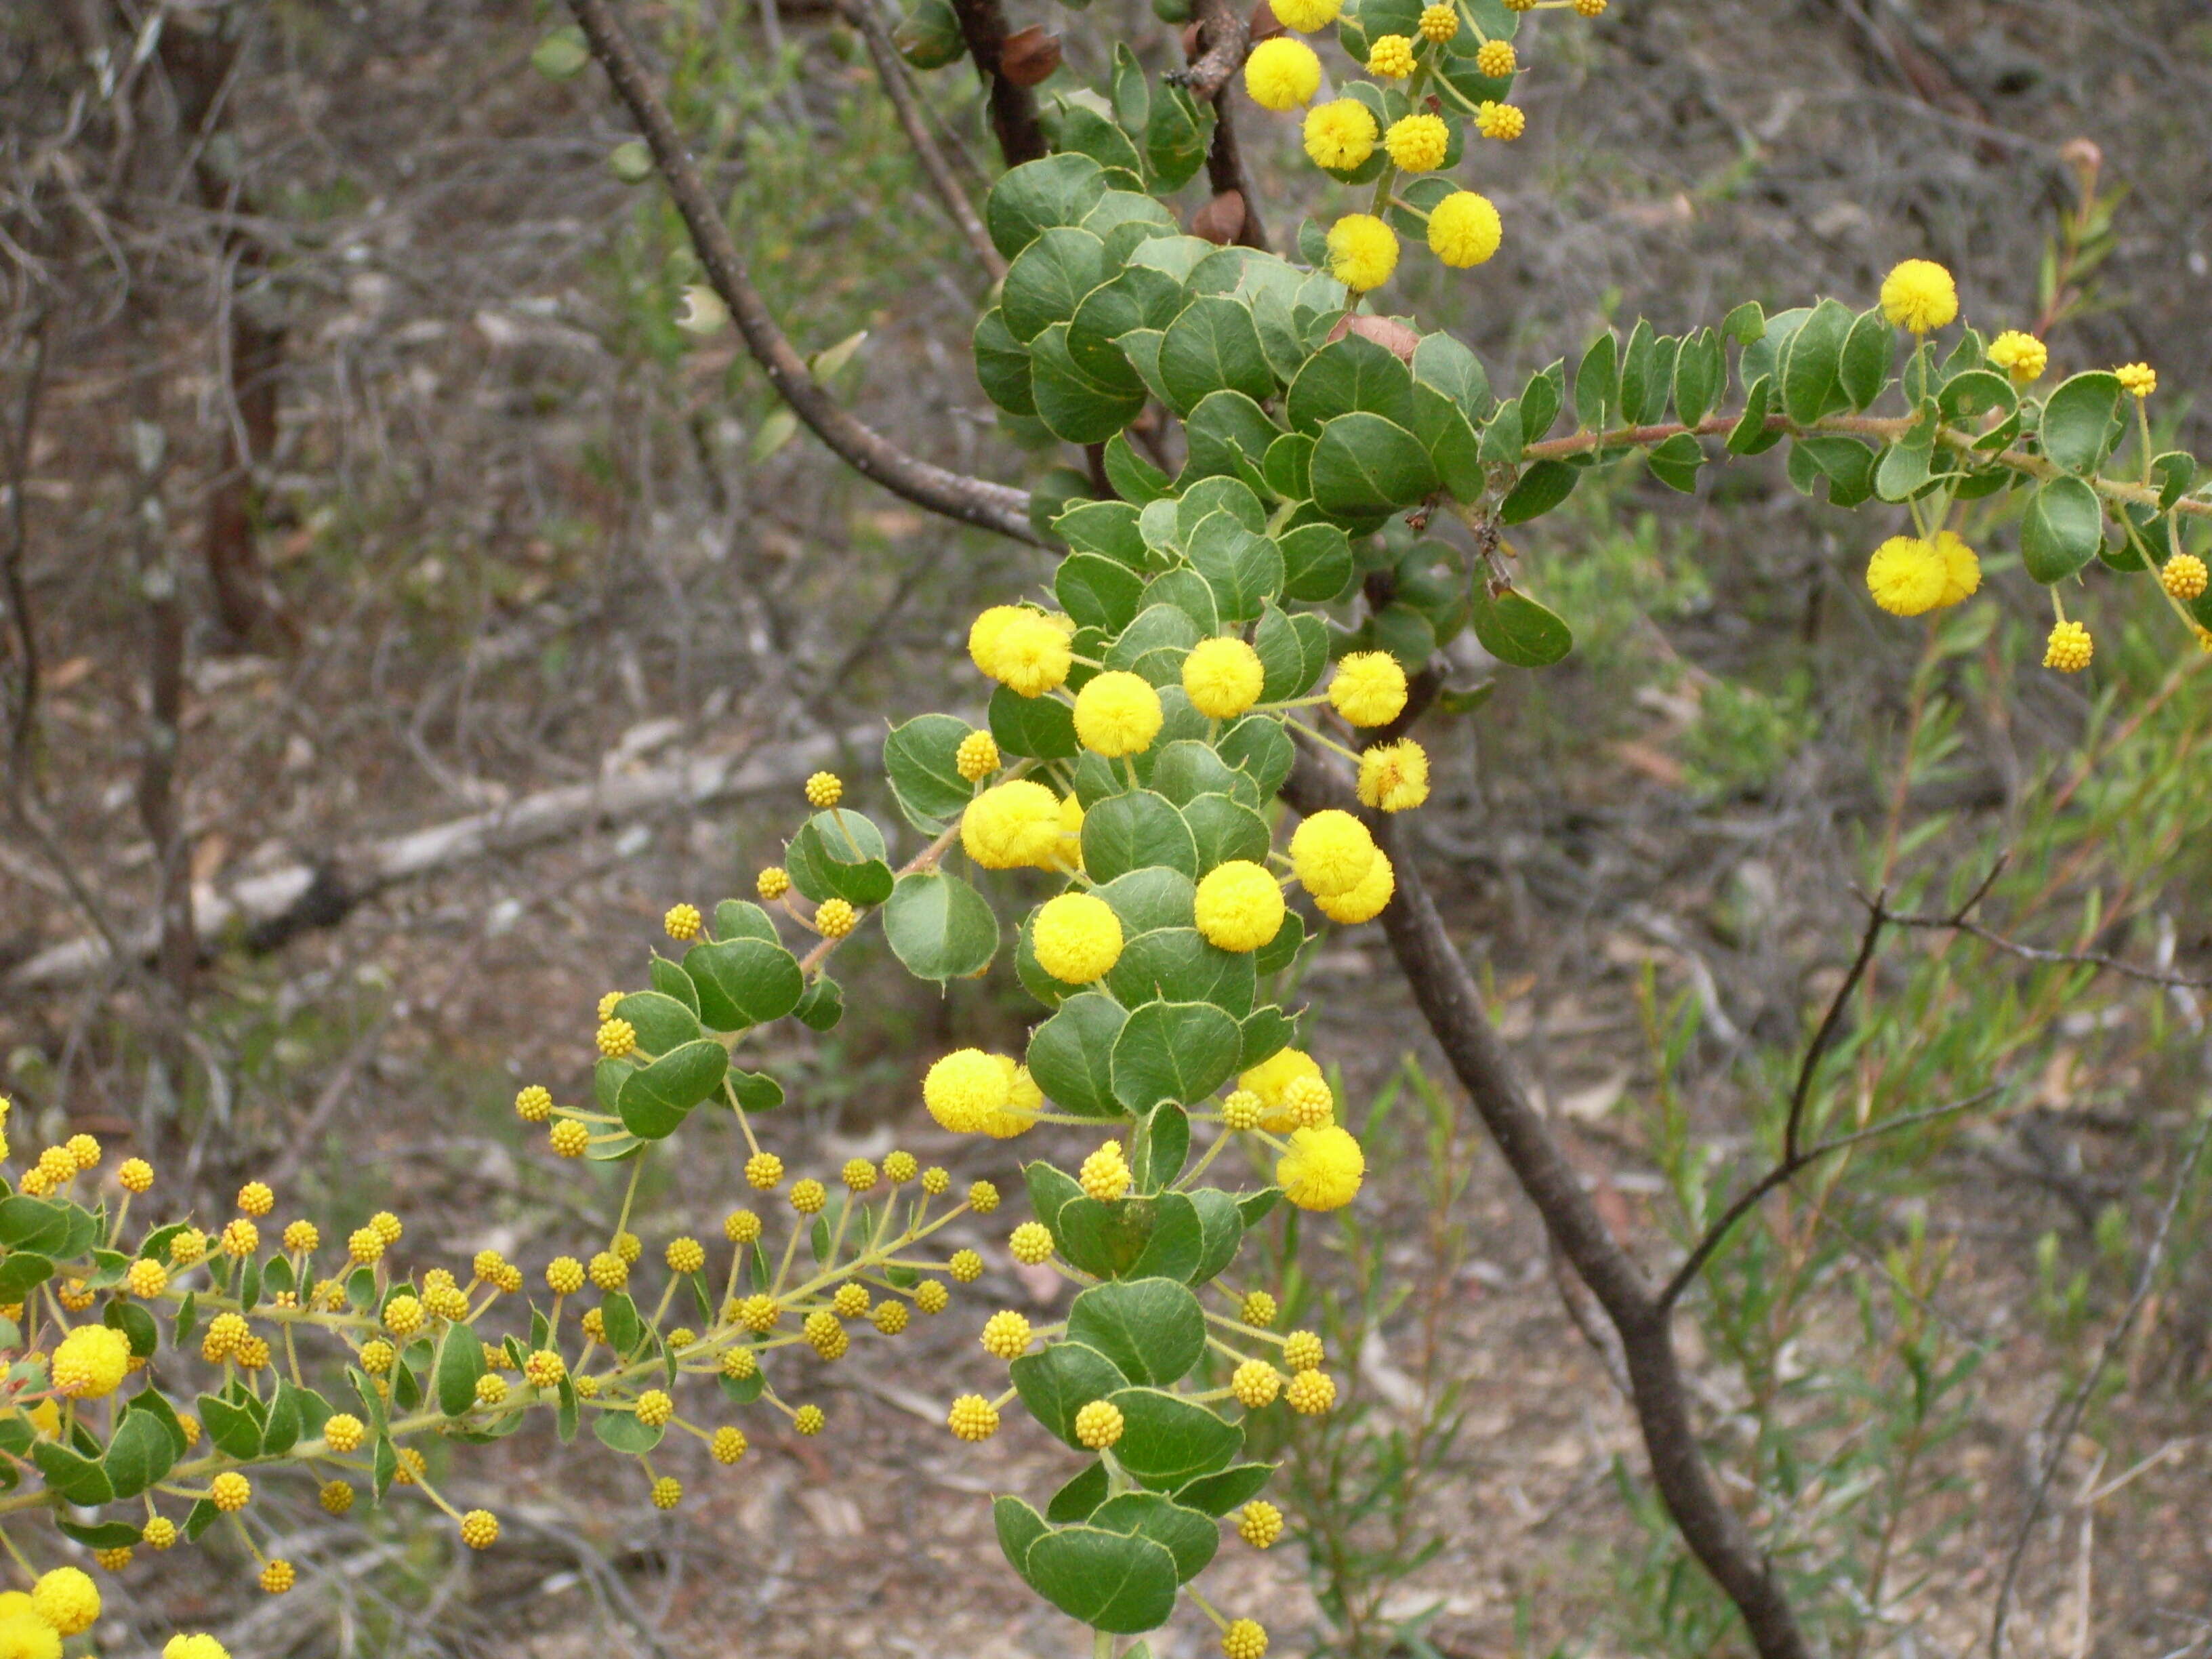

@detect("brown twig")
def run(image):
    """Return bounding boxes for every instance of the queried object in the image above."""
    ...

[564,0,1038,544]
[0,310,47,771]
[1174,0,1249,100]
[838,0,1007,280]
[1192,0,1269,250]
[947,0,1048,167]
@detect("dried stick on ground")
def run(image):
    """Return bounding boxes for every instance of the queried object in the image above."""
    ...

[1282,744,1815,1659]
[563,0,1039,545]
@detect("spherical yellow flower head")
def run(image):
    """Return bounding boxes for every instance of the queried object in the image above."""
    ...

[357,1337,396,1376]
[745,1151,785,1190]
[142,1517,178,1551]
[549,1119,590,1158]
[2114,361,2156,398]
[1008,1222,1057,1266]
[1073,670,1164,758]
[1986,329,2047,384]
[512,1084,555,1126]
[1302,101,1378,179]
[1078,1139,1132,1203]
[758,865,792,901]
[737,1293,780,1332]
[1418,3,1458,41]
[30,1568,99,1635]
[1929,531,1982,609]
[2045,619,2093,673]
[1866,536,1947,617]
[661,1235,705,1275]
[1231,1359,1283,1408]
[476,1373,508,1406]
[954,729,1001,782]
[651,1476,684,1510]
[596,989,624,1021]
[1429,184,1505,266]
[1879,259,1958,335]
[1309,849,1397,928]
[523,1348,567,1389]
[164,1639,228,1659]
[1240,1047,1324,1132]
[595,1017,636,1059]
[211,1471,253,1513]
[711,1425,750,1465]
[975,610,1074,697]
[804,771,844,808]
[832,1283,871,1319]
[237,1335,274,1370]
[459,1509,499,1551]
[35,1145,73,1185]
[1573,0,1607,13]
[56,1277,96,1313]
[1223,1618,1270,1659]
[260,1559,295,1595]
[65,1134,100,1171]
[1240,1288,1279,1326]
[1473,37,1516,75]
[981,1061,1044,1139]
[1327,213,1399,293]
[52,1324,131,1399]
[1221,1088,1265,1130]
[1356,737,1430,813]
[1290,810,1378,901]
[384,1294,428,1337]
[663,903,701,941]
[794,1404,826,1436]
[1282,1329,1325,1372]
[203,1311,249,1359]
[1368,33,1416,77]
[1269,0,1341,29]
[872,1300,909,1334]
[790,1177,828,1215]
[1285,1369,1339,1414]
[2162,552,2209,602]
[1173,639,1262,724]
[178,1414,201,1447]
[1384,112,1449,173]
[93,1547,133,1572]
[950,1246,987,1282]
[1245,37,1322,110]
[316,1478,354,1515]
[220,1218,260,1259]
[546,1256,586,1296]
[922,1165,951,1195]
[722,1208,763,1247]
[1282,1074,1335,1130]
[125,1257,169,1298]
[588,1251,629,1292]
[924,1048,1010,1133]
[117,1157,154,1194]
[1073,1399,1126,1449]
[815,897,859,939]
[916,1279,951,1314]
[1195,860,1287,953]
[1033,891,1125,983]
[948,1393,1000,1441]
[281,1219,320,1254]
[635,1388,674,1427]
[979,1309,1033,1359]
[1475,100,1525,140]
[666,1327,697,1352]
[428,1283,470,1322]
[962,779,1066,869]
[1278,1125,1366,1210]
[1238,1500,1286,1549]
[1329,651,1408,726]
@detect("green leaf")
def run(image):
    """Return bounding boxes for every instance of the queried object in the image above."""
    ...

[1286,333,1416,433]
[2151,451,2197,510]
[1574,329,1620,430]
[199,1393,265,1461]
[1411,383,1484,501]
[104,1298,157,1359]
[1788,435,1877,506]
[1059,108,1147,187]
[58,1519,144,1550]
[1727,374,1779,454]
[594,1410,665,1454]
[616,1039,729,1139]
[1173,1461,1276,1516]
[2041,370,2125,474]
[1723,300,1766,345]
[0,1253,53,1302]
[1003,228,1107,344]
[1616,320,1659,425]
[987,153,1109,260]
[1279,522,1354,603]
[1011,1339,1131,1446]
[1673,328,1723,426]
[1105,432,1172,504]
[1181,793,1271,874]
[1108,1386,1245,1487]
[1082,790,1198,882]
[1130,1103,1191,1193]
[0,1195,77,1252]
[1143,83,1213,191]
[1094,867,1195,934]
[882,714,975,832]
[1027,993,1130,1118]
[102,1408,178,1500]
[1645,432,1705,493]
[1468,583,1572,666]
[1412,329,1491,419]
[1310,411,1439,516]
[684,937,804,1031]
[1874,428,1936,503]
[1937,368,2017,426]
[989,682,1080,759]
[1499,459,1578,525]
[2020,476,2105,583]
[1107,928,1255,1015]
[1183,1188,1246,1284]
[34,1440,112,1506]
[996,1494,1052,1586]
[1837,307,1895,409]
[1215,713,1293,798]
[1048,1459,1111,1523]
[1147,740,1247,806]
[1159,296,1275,415]
[1183,390,1281,489]
[1031,323,1149,443]
[1066,1277,1208,1386]
[1089,1491,1219,1583]
[712,900,779,944]
[435,1324,485,1418]
[1023,1524,1182,1634]
[882,871,1000,982]
[262,1380,304,1456]
[1779,298,1851,425]
[1058,554,1146,638]
[971,306,1035,417]
[1187,510,1284,621]
[1112,1000,1242,1109]
[611,990,699,1058]
[531,26,590,79]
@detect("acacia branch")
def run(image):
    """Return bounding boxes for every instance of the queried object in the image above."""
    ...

[947,0,1048,167]
[564,0,1038,544]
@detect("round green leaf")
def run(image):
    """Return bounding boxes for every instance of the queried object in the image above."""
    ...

[1066,1277,1208,1386]
[2020,475,2105,584]
[616,1039,729,1139]
[1023,1524,1181,1634]
[1310,411,1440,516]
[882,871,1000,982]
[684,937,804,1031]
[1026,993,1129,1118]
[1107,1386,1245,1488]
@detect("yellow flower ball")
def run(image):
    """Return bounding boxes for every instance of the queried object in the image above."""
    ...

[1240,1048,1324,1132]
[757,865,792,900]
[1240,1289,1278,1326]
[1183,636,1267,718]
[460,1509,499,1550]
[1032,892,1125,984]
[1428,188,1504,268]
[1418,3,1458,41]
[1289,809,1376,899]
[804,770,843,808]
[961,779,1067,869]
[30,1568,100,1636]
[2161,552,2209,602]
[165,1638,229,1659]
[1239,1500,1285,1548]
[923,1048,1010,1134]
[117,1157,154,1193]
[745,1151,785,1190]
[1270,0,1341,28]
[1384,112,1448,172]
[1865,536,1947,617]
[815,897,857,939]
[955,729,1000,781]
[1073,670,1164,757]
[1244,37,1322,110]
[663,903,701,941]
[1313,846,1395,924]
[52,1324,131,1399]
[1368,33,1416,77]
[1194,860,1287,953]
[1473,37,1515,75]
[1879,259,1958,335]
[1073,1399,1125,1449]
[1303,99,1378,172]
[1284,1369,1339,1413]
[1932,531,1982,609]
[1231,1359,1284,1408]
[2115,361,2156,398]
[972,609,1073,696]
[1223,1618,1270,1659]
[2044,619,2093,674]
[1355,738,1429,812]
[1282,1329,1324,1372]
[1986,329,2047,384]
[979,1309,1032,1359]
[978,1057,1043,1139]
[1475,100,1525,140]
[713,1425,749,1463]
[1278,1124,1366,1210]
[1008,1223,1055,1265]
[947,1393,1000,1441]
[1078,1140,1132,1203]
[1328,651,1408,725]
[1326,213,1399,293]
